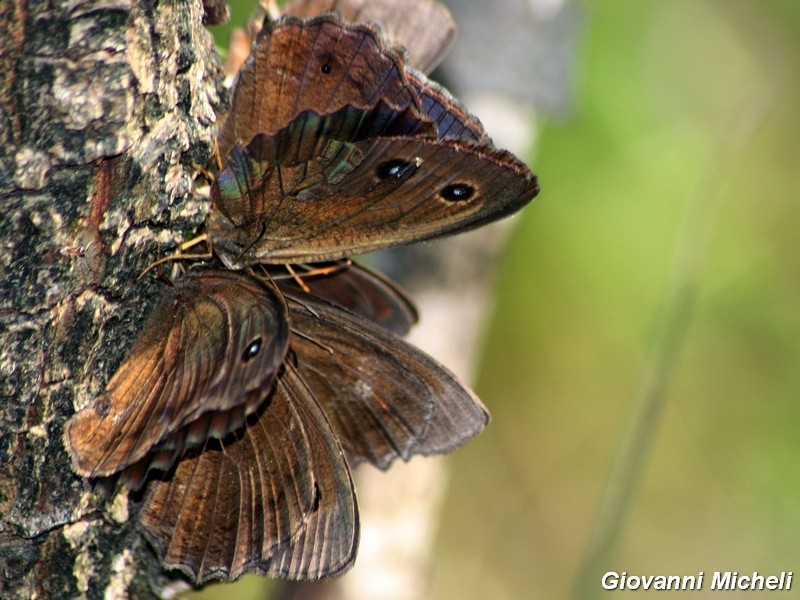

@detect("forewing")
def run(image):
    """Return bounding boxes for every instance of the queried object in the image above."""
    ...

[64,271,289,477]
[217,14,423,161]
[212,131,538,266]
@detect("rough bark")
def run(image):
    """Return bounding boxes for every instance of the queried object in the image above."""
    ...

[0,1,223,598]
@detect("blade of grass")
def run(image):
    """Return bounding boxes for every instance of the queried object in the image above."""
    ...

[570,91,772,599]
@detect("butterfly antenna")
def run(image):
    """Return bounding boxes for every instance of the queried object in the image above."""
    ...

[233,220,266,266]
[137,234,212,282]
[291,328,334,355]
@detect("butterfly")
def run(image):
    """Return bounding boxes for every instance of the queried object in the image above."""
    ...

[209,14,538,268]
[65,265,487,581]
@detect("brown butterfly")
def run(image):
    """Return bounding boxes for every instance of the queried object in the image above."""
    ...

[80,265,486,582]
[209,15,537,268]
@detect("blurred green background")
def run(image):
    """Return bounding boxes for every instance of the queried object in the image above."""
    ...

[195,0,800,598]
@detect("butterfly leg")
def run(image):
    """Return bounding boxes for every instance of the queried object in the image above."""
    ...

[269,261,354,293]
[137,233,214,281]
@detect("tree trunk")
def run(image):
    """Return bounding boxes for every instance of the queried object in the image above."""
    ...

[0,1,223,597]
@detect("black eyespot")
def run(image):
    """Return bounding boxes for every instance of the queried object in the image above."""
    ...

[321,62,332,74]
[440,183,475,202]
[376,159,414,180]
[242,338,262,362]
[312,482,321,512]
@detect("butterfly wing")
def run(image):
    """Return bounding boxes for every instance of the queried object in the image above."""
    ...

[212,125,538,266]
[283,0,456,74]
[275,261,418,336]
[138,363,358,582]
[218,15,491,158]
[217,14,426,161]
[257,364,359,580]
[64,271,289,478]
[211,17,536,268]
[407,71,490,143]
[281,282,489,470]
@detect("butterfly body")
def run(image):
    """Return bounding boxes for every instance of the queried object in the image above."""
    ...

[210,15,538,269]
